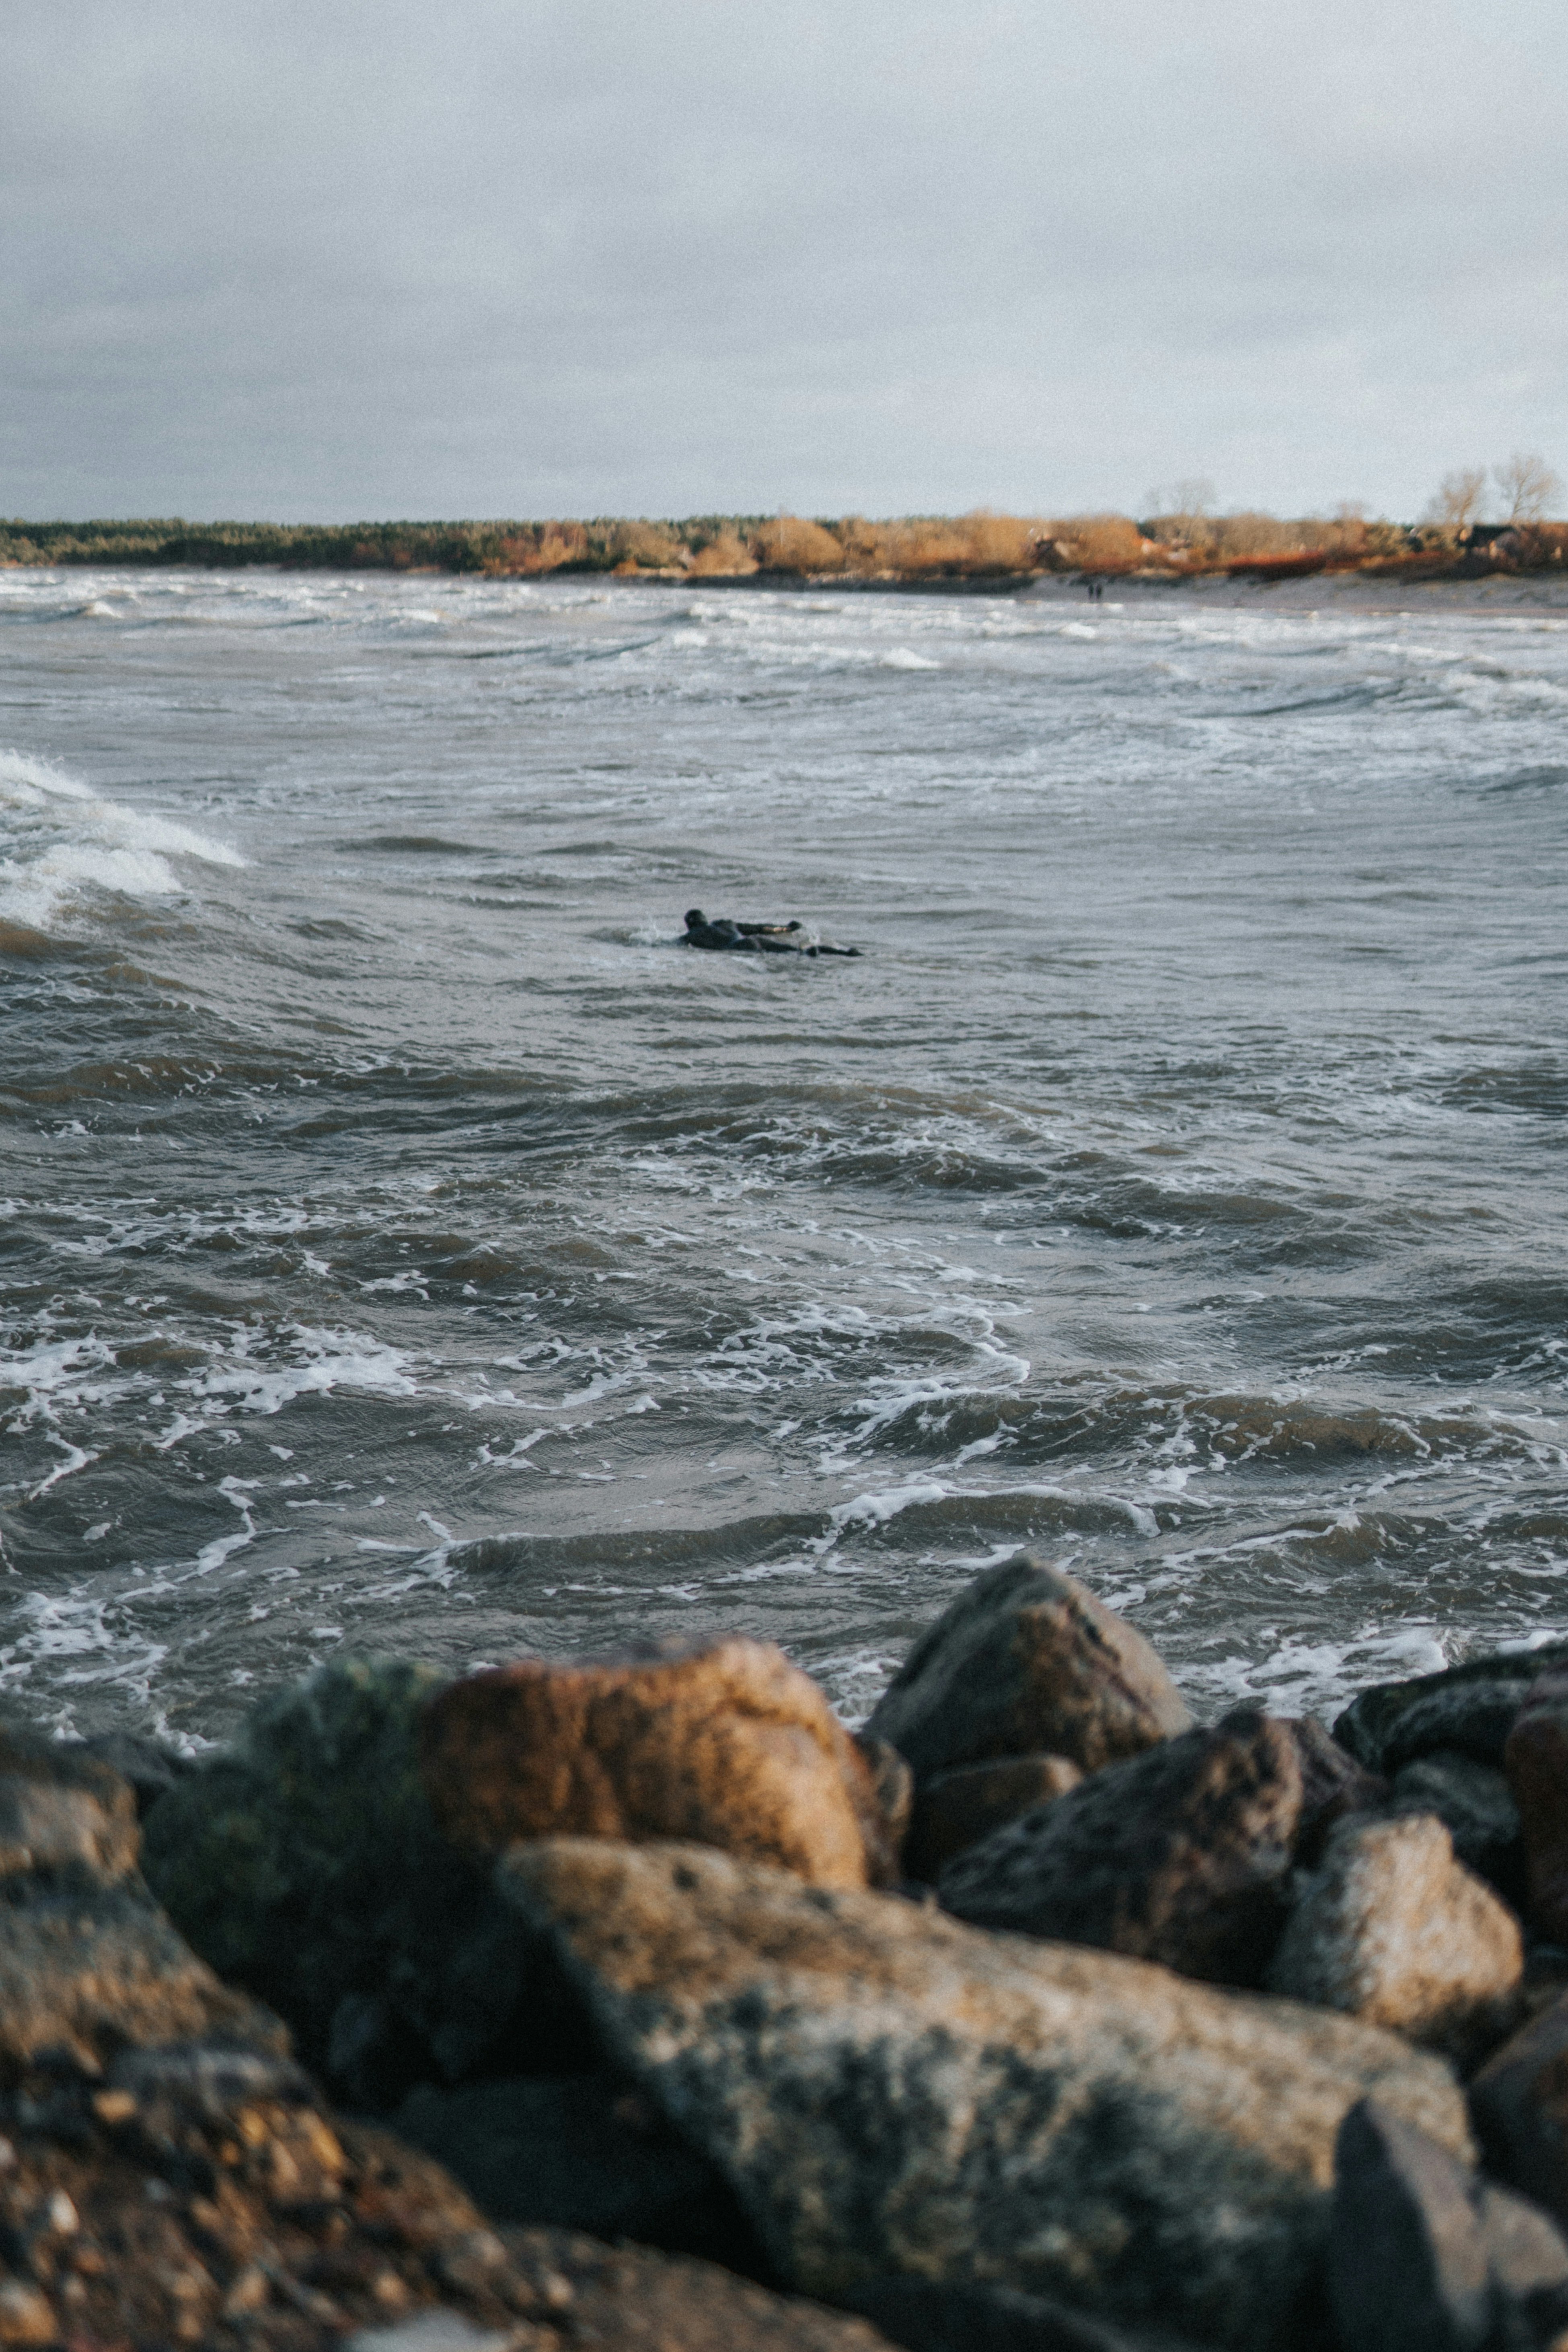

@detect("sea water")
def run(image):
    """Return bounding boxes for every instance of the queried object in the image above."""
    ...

[1,565,1566,1745]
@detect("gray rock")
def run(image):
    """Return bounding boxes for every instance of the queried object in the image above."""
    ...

[1470,1991,1568,2227]
[1286,1716,1387,1862]
[394,2072,769,2272]
[937,1708,1303,1985]
[905,1755,1083,1883]
[0,1875,286,2072]
[1333,1645,1568,1775]
[865,1554,1190,1782]
[1474,2180,1568,2338]
[499,1836,1470,2350]
[70,1729,195,1819]
[1504,1670,1568,1948]
[1267,1813,1523,2062]
[1391,1750,1525,1905]
[1329,2098,1492,2352]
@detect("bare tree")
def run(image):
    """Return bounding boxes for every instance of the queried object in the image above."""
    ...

[1423,468,1487,533]
[1494,452,1562,526]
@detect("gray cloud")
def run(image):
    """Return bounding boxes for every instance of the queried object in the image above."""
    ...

[3,0,1564,520]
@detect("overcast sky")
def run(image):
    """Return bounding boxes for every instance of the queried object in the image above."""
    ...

[4,1,1564,522]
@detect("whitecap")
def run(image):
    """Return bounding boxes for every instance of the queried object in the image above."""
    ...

[0,748,244,929]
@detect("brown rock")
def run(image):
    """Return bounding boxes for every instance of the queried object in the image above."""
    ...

[905,1753,1083,1882]
[1286,1717,1387,1861]
[1266,1813,1523,2061]
[853,1735,914,1873]
[0,1716,140,1881]
[499,1836,1470,2350]
[1505,1668,1568,1941]
[937,1708,1305,1984]
[419,1637,888,1889]
[1471,1990,1568,2225]
[865,1554,1191,1780]
[502,2226,903,2351]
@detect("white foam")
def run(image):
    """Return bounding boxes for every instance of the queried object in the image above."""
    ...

[0,748,245,930]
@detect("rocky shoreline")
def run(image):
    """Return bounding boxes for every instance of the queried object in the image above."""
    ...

[5,1554,1568,2349]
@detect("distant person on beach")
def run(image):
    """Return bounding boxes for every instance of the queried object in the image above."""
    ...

[680,908,860,957]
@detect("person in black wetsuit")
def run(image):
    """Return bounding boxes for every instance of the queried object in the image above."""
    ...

[680,909,859,956]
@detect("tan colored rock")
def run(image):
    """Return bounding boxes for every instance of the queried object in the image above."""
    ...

[501,2227,904,2352]
[865,1553,1191,1780]
[499,1837,1470,2350]
[0,1717,139,1881]
[905,1752,1083,1881]
[1266,1813,1523,2060]
[1505,1668,1568,1941]
[419,1637,890,1889]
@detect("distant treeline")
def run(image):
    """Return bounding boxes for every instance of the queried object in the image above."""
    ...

[2,509,1566,582]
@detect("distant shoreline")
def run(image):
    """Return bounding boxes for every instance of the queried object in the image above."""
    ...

[3,512,1564,598]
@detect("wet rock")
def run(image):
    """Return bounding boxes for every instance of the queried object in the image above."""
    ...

[904,1754,1083,1883]
[419,1637,893,1889]
[1266,1813,1523,2062]
[854,1736,914,1872]
[0,2044,561,2351]
[140,1657,580,2090]
[864,1554,1191,1781]
[937,1708,1304,1985]
[1330,2097,1568,2352]
[1333,1644,1568,1776]
[1471,1990,1568,2225]
[841,2276,1210,2351]
[1390,1750,1525,1906]
[499,1836,1469,2350]
[1506,1670,1568,1945]
[394,2072,769,2271]
[502,2225,903,2350]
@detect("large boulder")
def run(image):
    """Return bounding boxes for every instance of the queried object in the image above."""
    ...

[498,1837,1470,2350]
[419,1636,894,1888]
[936,1708,1306,1985]
[1333,1645,1568,1776]
[1329,2097,1568,2352]
[864,1555,1191,1782]
[1504,1669,1568,1943]
[905,1754,1083,1883]
[1266,1814,1523,2063]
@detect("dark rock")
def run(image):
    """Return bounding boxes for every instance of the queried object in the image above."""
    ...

[1471,1992,1568,2226]
[1329,2098,1491,2352]
[501,2225,902,2350]
[905,1754,1083,1883]
[499,1836,1469,2350]
[864,1554,1191,1782]
[140,1657,595,2095]
[1266,1813,1523,2062]
[1333,1645,1568,1775]
[841,2276,1211,2352]
[1506,1671,1568,1945]
[394,2072,771,2273]
[1285,1716,1387,1862]
[936,1708,1303,1985]
[419,1637,895,1891]
[1391,1750,1525,1906]
[1330,2096,1568,2352]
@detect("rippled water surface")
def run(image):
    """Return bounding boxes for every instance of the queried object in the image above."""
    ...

[2,565,1566,1743]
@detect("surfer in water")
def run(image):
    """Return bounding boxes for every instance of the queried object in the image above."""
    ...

[681,908,860,957]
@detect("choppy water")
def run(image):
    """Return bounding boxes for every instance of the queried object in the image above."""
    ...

[2,564,1566,1746]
